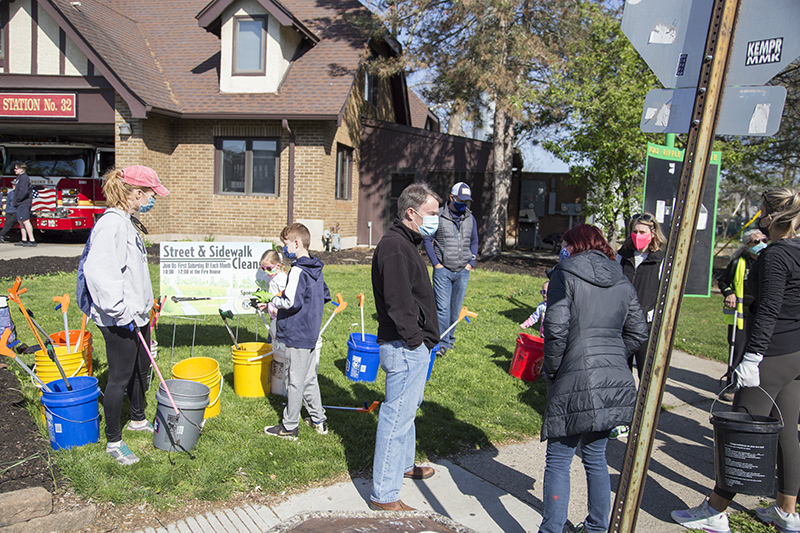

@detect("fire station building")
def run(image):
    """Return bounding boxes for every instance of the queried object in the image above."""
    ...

[0,0,496,248]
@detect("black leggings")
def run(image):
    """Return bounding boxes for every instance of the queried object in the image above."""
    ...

[99,325,151,443]
[713,350,800,500]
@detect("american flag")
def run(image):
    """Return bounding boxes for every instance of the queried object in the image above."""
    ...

[31,187,57,212]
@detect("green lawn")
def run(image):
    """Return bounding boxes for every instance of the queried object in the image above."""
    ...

[1,264,759,516]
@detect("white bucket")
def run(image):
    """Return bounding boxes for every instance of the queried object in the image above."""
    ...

[271,343,287,397]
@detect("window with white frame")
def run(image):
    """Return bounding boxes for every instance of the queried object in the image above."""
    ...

[233,16,266,75]
[364,71,377,106]
[216,138,279,195]
[335,144,353,200]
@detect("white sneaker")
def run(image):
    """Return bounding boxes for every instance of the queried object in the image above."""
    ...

[106,441,140,466]
[756,503,800,533]
[671,499,730,533]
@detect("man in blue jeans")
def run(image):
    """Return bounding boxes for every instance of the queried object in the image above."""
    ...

[424,182,478,356]
[370,183,441,511]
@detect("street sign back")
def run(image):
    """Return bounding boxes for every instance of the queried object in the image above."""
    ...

[622,0,713,89]
[727,0,800,86]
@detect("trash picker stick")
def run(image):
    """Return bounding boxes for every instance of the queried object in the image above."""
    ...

[1,330,53,393]
[439,307,478,340]
[318,293,347,341]
[357,293,365,341]
[76,313,88,351]
[321,400,379,413]
[26,309,71,391]
[135,326,179,415]
[7,277,47,350]
[53,294,71,353]
[218,308,239,349]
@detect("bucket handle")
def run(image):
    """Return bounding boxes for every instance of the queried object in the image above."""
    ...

[209,382,222,407]
[42,403,101,424]
[31,357,86,389]
[710,384,785,427]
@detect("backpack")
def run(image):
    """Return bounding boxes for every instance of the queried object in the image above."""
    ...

[76,234,94,316]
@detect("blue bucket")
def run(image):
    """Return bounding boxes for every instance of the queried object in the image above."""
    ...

[426,344,440,381]
[40,376,100,450]
[346,333,380,382]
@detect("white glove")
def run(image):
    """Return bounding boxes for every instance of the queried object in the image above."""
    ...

[733,352,763,390]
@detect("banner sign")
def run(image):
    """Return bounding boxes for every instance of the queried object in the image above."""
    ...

[159,242,274,316]
[643,143,721,297]
[0,93,76,118]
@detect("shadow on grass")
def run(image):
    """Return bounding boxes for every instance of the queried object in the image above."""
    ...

[486,343,514,374]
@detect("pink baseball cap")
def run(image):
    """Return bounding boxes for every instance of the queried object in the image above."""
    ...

[121,165,170,196]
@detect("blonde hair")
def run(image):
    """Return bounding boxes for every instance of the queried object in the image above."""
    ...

[623,212,667,252]
[261,249,287,271]
[762,188,800,238]
[101,169,152,209]
[280,223,311,250]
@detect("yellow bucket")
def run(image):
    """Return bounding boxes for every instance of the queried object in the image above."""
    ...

[50,330,94,377]
[231,342,272,397]
[34,346,88,385]
[172,357,222,419]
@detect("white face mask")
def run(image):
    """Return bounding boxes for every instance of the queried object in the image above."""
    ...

[412,209,439,237]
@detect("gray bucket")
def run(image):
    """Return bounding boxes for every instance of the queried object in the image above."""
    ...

[153,379,209,452]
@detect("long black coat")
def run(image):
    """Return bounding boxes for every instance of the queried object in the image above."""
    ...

[541,250,648,441]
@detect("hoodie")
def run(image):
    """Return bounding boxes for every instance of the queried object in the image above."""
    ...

[541,250,648,440]
[272,255,331,350]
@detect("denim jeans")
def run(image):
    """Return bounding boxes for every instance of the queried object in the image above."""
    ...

[371,340,430,504]
[432,267,471,349]
[539,431,611,533]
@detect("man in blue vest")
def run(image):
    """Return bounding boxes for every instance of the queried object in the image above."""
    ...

[424,182,478,356]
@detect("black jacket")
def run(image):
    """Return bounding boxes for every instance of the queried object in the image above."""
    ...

[12,173,31,208]
[541,250,648,441]
[746,237,800,356]
[372,220,439,350]
[617,246,664,320]
[717,251,758,317]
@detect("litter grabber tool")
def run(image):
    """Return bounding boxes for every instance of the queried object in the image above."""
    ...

[440,307,478,340]
[135,325,179,416]
[26,309,72,391]
[218,307,240,349]
[323,400,380,413]
[7,277,48,351]
[76,313,88,352]
[357,293,365,341]
[318,293,347,340]
[150,296,167,332]
[247,349,276,363]
[1,329,53,393]
[249,298,271,331]
[53,293,71,353]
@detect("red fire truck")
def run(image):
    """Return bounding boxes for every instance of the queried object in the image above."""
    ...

[0,143,115,232]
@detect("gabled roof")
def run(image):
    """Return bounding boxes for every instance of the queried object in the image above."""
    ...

[41,0,370,120]
[196,0,318,44]
[408,89,439,131]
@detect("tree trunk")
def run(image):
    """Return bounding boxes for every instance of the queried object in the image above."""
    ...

[483,104,514,257]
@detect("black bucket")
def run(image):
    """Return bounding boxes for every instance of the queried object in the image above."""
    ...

[711,388,783,496]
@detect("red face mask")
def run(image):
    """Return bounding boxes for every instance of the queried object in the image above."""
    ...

[632,232,653,251]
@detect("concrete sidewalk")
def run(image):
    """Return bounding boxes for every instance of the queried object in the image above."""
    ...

[122,349,768,533]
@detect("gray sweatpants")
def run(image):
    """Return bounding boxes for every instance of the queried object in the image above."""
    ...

[281,345,326,431]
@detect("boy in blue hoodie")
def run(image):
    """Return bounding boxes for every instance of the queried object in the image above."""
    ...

[264,223,331,440]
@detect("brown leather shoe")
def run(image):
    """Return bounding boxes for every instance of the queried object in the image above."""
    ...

[404,465,435,479]
[369,499,416,511]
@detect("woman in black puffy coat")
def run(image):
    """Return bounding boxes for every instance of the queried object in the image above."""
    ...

[539,224,648,533]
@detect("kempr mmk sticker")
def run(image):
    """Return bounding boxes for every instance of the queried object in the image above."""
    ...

[746,37,783,66]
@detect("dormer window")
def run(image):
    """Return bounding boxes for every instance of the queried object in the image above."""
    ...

[233,15,266,75]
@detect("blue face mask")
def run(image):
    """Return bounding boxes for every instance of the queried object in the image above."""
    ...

[559,247,571,262]
[138,196,155,213]
[282,245,297,260]
[749,242,767,255]
[413,210,439,237]
[452,201,467,214]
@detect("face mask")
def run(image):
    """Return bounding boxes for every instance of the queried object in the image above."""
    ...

[138,196,155,213]
[255,269,271,289]
[749,242,768,255]
[412,210,439,237]
[452,201,467,214]
[282,245,297,260]
[631,232,653,251]
[559,247,571,262]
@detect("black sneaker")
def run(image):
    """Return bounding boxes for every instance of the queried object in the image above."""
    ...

[14,242,27,247]
[264,422,298,441]
[436,347,448,357]
[25,241,37,247]
[304,417,328,435]
[0,237,5,243]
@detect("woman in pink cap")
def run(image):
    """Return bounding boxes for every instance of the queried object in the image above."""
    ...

[82,165,169,465]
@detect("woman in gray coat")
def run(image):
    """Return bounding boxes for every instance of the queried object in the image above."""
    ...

[539,224,648,533]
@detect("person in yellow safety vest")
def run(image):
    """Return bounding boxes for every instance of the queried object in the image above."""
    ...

[717,228,768,400]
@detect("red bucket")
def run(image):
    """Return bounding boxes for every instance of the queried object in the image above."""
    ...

[510,333,544,381]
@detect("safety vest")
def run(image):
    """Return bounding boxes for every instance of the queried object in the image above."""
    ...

[722,257,746,330]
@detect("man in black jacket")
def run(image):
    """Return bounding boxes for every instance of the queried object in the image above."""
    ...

[369,183,440,512]
[12,163,36,247]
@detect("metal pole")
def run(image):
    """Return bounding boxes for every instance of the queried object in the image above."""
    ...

[609,0,741,531]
